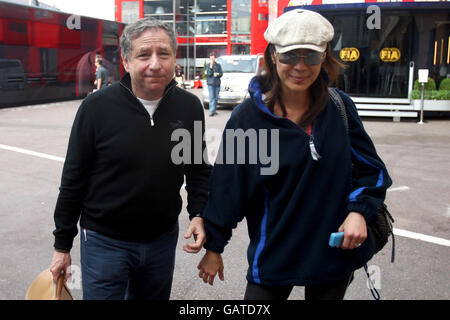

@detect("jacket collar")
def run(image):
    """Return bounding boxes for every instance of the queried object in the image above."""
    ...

[119,73,177,99]
[248,77,281,119]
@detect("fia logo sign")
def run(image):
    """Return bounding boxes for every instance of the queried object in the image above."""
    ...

[340,47,360,62]
[380,48,401,63]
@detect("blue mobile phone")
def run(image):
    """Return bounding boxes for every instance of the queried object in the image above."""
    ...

[329,232,344,247]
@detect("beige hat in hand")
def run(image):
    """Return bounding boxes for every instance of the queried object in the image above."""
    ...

[25,269,73,300]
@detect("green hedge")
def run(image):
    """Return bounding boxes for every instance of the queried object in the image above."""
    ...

[413,78,436,91]
[410,78,450,100]
[439,78,450,90]
[410,89,450,100]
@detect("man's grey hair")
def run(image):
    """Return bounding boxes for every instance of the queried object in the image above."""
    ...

[120,17,177,59]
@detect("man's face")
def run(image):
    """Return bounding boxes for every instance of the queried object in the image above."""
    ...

[122,28,176,100]
[209,54,215,64]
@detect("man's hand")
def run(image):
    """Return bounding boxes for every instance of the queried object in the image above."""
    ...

[49,251,71,283]
[338,211,367,250]
[183,217,206,253]
[197,250,224,285]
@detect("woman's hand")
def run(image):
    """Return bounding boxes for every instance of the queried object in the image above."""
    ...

[197,250,224,285]
[338,211,367,249]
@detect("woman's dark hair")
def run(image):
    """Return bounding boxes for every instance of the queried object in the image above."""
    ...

[258,43,344,128]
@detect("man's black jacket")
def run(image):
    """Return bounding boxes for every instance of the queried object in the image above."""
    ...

[53,73,211,251]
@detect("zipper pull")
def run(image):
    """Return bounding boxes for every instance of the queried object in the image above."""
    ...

[309,135,321,161]
[150,117,154,126]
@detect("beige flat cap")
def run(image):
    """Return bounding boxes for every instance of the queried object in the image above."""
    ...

[264,9,334,53]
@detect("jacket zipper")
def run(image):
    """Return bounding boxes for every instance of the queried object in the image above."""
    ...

[308,124,321,161]
[309,134,321,161]
[254,97,322,161]
[119,81,176,127]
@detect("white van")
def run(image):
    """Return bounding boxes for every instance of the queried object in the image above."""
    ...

[202,54,264,109]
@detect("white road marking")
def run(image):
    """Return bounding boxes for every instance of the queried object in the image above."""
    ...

[0,144,65,163]
[393,228,450,247]
[0,101,77,112]
[388,186,410,192]
[2,143,450,247]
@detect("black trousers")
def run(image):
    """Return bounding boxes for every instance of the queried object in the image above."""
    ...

[244,273,354,300]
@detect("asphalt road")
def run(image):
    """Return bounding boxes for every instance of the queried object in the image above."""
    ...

[0,90,449,300]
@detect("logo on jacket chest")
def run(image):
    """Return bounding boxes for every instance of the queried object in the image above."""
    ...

[169,120,184,129]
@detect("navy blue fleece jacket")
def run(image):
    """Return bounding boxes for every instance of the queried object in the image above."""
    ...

[202,78,392,286]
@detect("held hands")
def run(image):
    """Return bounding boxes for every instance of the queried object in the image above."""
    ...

[338,211,367,250]
[197,250,224,285]
[186,218,224,285]
[183,217,206,253]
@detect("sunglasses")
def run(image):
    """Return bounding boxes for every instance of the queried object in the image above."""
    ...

[277,50,324,66]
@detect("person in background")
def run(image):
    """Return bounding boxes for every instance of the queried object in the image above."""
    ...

[206,52,222,117]
[94,58,108,91]
[49,17,211,300]
[197,9,392,300]
[174,64,185,89]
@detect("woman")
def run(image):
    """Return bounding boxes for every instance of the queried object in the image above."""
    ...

[197,9,392,300]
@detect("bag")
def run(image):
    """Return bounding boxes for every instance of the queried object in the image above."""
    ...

[25,269,73,300]
[329,88,395,299]
[369,203,395,258]
[350,162,395,261]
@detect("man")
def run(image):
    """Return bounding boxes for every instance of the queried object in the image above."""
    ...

[49,17,211,300]
[206,52,222,117]
[174,64,185,89]
[93,57,108,91]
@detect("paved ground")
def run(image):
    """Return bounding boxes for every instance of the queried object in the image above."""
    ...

[0,89,449,300]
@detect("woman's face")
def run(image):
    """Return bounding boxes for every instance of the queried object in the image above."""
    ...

[274,49,324,95]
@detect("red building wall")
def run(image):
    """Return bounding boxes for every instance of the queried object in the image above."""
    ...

[250,0,269,54]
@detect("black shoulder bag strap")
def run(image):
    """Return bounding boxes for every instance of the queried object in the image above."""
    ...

[328,87,382,300]
[329,87,349,132]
